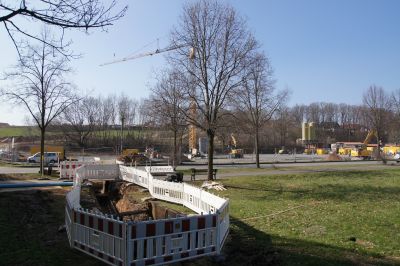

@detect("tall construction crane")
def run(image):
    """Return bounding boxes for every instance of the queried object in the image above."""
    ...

[100,43,198,154]
[99,44,187,66]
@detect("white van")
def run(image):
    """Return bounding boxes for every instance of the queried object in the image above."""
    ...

[27,152,59,164]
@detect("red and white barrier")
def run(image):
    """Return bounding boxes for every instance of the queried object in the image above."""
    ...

[126,214,217,266]
[65,164,229,266]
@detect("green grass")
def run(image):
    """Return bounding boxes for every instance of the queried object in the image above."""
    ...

[0,189,100,266]
[1,169,399,265]
[0,126,40,137]
[178,163,388,176]
[209,169,400,265]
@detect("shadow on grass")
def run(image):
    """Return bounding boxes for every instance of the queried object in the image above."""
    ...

[1,189,398,266]
[209,217,397,266]
[0,189,104,266]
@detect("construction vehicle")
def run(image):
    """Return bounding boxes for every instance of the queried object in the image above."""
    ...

[228,134,243,158]
[353,129,377,159]
[336,130,377,159]
[122,149,140,156]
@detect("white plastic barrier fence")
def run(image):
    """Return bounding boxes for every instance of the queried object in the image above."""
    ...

[66,202,126,265]
[60,160,98,179]
[151,179,184,204]
[66,164,229,266]
[126,214,217,266]
[119,165,229,251]
[145,165,174,173]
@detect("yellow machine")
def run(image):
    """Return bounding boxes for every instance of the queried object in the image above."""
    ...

[316,148,329,155]
[335,130,377,159]
[122,149,140,156]
[229,134,243,158]
[30,145,65,159]
[383,145,400,155]
[350,145,372,159]
[350,130,377,159]
[338,146,352,155]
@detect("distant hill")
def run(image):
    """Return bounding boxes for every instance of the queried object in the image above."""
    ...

[0,123,10,127]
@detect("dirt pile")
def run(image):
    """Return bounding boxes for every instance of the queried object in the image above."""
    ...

[115,195,151,222]
[326,152,342,161]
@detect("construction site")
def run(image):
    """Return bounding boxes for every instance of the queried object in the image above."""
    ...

[1,1,400,266]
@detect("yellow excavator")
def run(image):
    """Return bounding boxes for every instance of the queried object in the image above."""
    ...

[229,134,244,158]
[350,129,377,159]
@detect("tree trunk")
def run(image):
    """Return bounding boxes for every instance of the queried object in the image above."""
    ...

[376,132,381,159]
[173,129,177,167]
[40,127,45,176]
[255,127,260,168]
[207,130,215,180]
[178,132,183,165]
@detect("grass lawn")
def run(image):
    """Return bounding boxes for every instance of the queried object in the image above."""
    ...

[0,126,40,138]
[0,169,399,265]
[0,189,99,266]
[210,169,400,266]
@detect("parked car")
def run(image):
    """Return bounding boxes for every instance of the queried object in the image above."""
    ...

[27,152,59,164]
[394,153,400,162]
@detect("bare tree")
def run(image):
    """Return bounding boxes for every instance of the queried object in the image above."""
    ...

[118,93,135,153]
[169,0,257,179]
[0,0,127,57]
[98,94,117,146]
[307,103,321,123]
[150,69,187,166]
[390,88,400,142]
[291,104,307,125]
[61,96,99,147]
[363,85,391,149]
[1,30,79,175]
[235,52,287,168]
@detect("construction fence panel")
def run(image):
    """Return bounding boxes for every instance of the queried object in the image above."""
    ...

[72,208,126,266]
[151,179,184,205]
[65,200,74,247]
[126,214,218,266]
[217,200,230,248]
[83,164,120,180]
[120,166,149,189]
[145,166,175,173]
[182,184,225,215]
[66,164,230,265]
[60,161,100,179]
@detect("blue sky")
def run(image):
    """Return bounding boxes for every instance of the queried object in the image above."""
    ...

[1,0,399,125]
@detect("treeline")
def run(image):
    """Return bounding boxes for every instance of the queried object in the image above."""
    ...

[55,86,400,156]
[253,86,400,150]
[54,94,157,152]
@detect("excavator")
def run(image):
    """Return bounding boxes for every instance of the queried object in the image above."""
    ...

[228,134,244,158]
[350,129,377,159]
[337,129,377,159]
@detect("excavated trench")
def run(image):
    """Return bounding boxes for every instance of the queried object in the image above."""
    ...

[80,180,189,222]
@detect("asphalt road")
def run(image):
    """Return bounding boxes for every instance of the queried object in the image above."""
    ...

[0,158,396,180]
[0,167,40,174]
